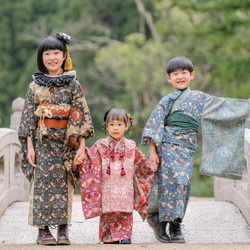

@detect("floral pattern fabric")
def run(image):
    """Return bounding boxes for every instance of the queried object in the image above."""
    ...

[18,70,94,227]
[142,87,249,222]
[78,136,155,241]
[200,95,249,179]
[99,212,133,242]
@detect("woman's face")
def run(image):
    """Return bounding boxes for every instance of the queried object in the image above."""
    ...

[42,49,66,76]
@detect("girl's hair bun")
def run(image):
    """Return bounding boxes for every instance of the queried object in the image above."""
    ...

[103,109,111,122]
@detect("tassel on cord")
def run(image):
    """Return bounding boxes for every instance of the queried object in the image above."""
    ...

[106,165,110,175]
[64,44,72,71]
[106,140,127,176]
[121,166,126,176]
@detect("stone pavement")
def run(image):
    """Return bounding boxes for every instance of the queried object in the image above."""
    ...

[0,196,250,250]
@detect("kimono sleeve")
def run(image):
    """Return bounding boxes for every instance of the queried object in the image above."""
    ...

[141,92,179,149]
[79,144,102,219]
[133,147,155,220]
[141,98,167,148]
[66,80,94,147]
[63,80,95,186]
[18,83,37,181]
[200,94,249,179]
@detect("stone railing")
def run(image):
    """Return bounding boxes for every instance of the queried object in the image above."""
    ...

[214,124,250,226]
[0,97,29,217]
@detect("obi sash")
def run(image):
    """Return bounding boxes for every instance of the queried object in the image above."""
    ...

[165,112,199,132]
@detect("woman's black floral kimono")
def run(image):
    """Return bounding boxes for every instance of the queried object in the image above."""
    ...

[18,70,94,227]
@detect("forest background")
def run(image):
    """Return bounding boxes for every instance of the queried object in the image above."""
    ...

[0,0,249,197]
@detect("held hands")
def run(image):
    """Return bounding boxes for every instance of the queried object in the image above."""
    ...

[150,150,159,172]
[150,140,159,172]
[73,137,86,165]
[73,147,85,165]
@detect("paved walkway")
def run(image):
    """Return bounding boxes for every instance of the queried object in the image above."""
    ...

[0,196,250,249]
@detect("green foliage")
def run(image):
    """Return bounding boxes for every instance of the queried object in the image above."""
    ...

[191,144,214,197]
[94,36,172,130]
[85,0,153,41]
[0,0,249,197]
[0,0,34,126]
[191,165,214,197]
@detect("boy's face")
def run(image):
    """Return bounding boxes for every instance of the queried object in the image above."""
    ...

[166,69,195,90]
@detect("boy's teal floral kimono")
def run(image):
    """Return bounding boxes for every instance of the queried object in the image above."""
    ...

[142,87,249,222]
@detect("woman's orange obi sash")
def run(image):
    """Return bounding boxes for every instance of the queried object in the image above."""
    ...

[35,104,71,139]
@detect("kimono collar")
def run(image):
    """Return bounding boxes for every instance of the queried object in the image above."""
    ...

[108,136,125,149]
[173,87,191,101]
[32,70,76,87]
[107,136,126,176]
[174,86,190,94]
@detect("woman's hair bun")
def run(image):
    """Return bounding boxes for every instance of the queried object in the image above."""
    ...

[55,32,73,44]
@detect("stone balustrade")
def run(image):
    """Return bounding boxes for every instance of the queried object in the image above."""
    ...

[0,98,29,217]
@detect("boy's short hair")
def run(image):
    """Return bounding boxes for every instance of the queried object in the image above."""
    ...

[166,56,194,75]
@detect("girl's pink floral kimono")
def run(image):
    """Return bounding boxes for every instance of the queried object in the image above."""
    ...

[76,136,154,242]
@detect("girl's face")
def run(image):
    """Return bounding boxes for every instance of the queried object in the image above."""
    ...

[166,69,195,90]
[106,119,128,142]
[42,49,66,76]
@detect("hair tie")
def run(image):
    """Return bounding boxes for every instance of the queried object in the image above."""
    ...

[56,32,72,44]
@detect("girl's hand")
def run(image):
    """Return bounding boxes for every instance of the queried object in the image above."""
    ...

[27,137,37,168]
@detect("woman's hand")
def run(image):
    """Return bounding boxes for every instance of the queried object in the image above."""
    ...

[27,137,37,168]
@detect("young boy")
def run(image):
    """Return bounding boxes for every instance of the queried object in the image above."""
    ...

[141,56,249,243]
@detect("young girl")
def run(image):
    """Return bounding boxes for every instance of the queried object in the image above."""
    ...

[74,108,155,244]
[142,56,249,243]
[18,32,94,245]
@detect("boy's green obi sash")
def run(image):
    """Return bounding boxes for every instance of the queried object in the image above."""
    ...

[164,87,199,132]
[164,112,199,132]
